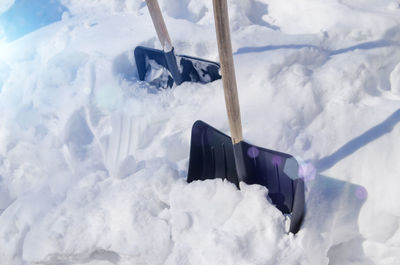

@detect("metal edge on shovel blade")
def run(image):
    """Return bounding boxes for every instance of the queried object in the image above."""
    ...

[134,46,221,88]
[187,120,305,233]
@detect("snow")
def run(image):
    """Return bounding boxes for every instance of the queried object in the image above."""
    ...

[0,0,400,264]
[144,58,171,87]
[0,0,15,15]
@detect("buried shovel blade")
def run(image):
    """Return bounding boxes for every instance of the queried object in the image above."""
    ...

[187,120,305,233]
[134,46,221,88]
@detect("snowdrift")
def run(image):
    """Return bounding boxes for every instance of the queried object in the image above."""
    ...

[0,0,400,264]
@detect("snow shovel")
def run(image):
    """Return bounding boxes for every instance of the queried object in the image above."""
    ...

[187,0,305,234]
[134,0,221,88]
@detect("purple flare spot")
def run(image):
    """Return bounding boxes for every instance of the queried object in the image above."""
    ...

[271,156,282,166]
[247,146,259,158]
[298,162,316,181]
[355,186,368,200]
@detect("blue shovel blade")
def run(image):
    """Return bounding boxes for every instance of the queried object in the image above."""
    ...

[134,46,221,88]
[187,120,305,234]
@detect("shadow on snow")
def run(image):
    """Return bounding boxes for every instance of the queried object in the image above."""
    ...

[316,108,400,172]
[235,39,392,57]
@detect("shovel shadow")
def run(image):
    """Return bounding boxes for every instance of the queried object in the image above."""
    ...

[302,175,373,264]
[234,39,391,56]
[316,108,400,172]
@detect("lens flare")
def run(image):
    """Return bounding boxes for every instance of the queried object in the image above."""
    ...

[298,162,316,181]
[247,146,259,158]
[271,155,282,166]
[355,186,368,200]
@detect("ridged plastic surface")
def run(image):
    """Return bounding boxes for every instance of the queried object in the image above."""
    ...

[187,120,305,233]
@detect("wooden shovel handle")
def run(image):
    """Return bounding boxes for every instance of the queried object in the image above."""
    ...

[146,0,173,52]
[212,0,243,144]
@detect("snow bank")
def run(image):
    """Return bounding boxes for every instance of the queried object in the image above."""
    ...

[1,0,400,264]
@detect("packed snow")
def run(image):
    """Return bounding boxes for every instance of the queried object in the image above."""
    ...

[1,0,400,264]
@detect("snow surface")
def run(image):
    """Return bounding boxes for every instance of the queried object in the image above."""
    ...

[1,0,400,264]
[0,0,15,15]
